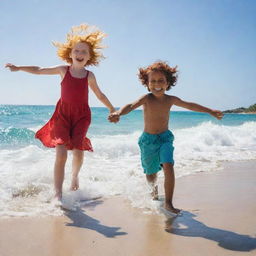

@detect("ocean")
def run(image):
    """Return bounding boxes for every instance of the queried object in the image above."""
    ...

[1,105,256,217]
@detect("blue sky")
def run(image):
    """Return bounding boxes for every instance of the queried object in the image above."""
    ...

[1,0,255,110]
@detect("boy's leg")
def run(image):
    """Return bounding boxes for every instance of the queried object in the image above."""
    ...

[146,173,158,200]
[162,163,180,214]
[54,145,67,200]
[70,149,84,190]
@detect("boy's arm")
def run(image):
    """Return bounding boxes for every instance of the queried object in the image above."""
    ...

[88,72,115,113]
[116,94,147,116]
[108,94,147,123]
[172,96,223,119]
[5,63,65,75]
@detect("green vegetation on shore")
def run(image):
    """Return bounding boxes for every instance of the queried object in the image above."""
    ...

[224,103,256,113]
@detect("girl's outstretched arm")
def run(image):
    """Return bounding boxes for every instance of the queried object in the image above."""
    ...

[172,96,223,120]
[5,63,66,76]
[88,71,115,113]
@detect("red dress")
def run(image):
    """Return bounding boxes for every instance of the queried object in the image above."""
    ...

[35,67,93,151]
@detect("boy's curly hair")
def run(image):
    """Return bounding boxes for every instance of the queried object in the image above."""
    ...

[53,24,107,66]
[138,61,178,91]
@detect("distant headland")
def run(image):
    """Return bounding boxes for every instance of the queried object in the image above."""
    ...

[224,103,256,114]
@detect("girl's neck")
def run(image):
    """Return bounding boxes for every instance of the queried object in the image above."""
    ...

[69,65,87,78]
[70,64,86,71]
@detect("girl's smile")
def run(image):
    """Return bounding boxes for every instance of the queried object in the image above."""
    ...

[76,57,85,62]
[70,42,91,66]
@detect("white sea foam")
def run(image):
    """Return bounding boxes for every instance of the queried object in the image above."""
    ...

[28,126,42,133]
[0,121,255,217]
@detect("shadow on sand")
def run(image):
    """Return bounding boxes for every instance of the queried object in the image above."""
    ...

[165,211,256,252]
[64,199,127,238]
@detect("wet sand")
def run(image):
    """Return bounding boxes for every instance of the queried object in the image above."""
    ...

[0,161,256,256]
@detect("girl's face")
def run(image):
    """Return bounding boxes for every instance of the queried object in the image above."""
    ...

[147,71,168,96]
[70,42,91,66]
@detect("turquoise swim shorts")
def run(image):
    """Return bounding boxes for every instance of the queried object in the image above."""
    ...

[138,130,174,175]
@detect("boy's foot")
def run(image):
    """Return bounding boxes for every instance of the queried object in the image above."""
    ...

[70,176,79,191]
[151,185,159,200]
[164,203,181,216]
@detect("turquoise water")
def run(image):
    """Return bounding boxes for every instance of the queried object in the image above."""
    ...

[0,105,256,217]
[1,105,256,149]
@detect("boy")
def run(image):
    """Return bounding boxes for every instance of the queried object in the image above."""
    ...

[109,61,223,215]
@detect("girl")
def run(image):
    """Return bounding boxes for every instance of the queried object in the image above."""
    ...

[6,24,116,200]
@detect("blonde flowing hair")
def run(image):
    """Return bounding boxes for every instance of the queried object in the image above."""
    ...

[53,24,107,66]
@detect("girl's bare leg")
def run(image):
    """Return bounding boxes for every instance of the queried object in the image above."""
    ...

[163,163,180,214]
[146,173,158,200]
[70,149,84,191]
[54,145,67,200]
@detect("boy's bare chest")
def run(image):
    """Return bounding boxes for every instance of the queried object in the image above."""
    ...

[144,100,171,120]
[146,98,170,112]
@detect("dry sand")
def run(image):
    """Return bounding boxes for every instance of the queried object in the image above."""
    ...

[0,160,256,256]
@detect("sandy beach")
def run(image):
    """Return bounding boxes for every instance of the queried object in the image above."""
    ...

[0,160,256,256]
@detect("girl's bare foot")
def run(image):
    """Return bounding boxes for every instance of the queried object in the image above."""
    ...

[70,176,79,191]
[54,191,62,201]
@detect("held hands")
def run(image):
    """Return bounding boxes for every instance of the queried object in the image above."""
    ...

[210,110,224,120]
[5,63,19,72]
[108,112,120,123]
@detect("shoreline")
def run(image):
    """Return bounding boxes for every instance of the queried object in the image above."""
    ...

[223,112,256,114]
[0,160,256,256]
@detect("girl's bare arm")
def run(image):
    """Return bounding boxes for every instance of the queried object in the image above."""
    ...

[5,63,66,76]
[88,71,115,113]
